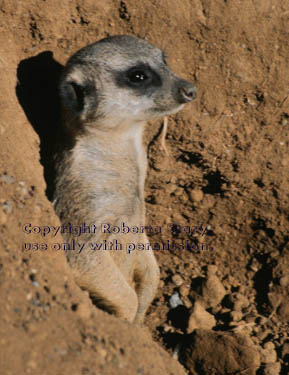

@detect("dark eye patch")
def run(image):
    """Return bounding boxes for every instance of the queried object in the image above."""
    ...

[114,63,162,93]
[127,68,149,84]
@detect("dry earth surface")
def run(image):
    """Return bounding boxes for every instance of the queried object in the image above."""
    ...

[0,1,288,374]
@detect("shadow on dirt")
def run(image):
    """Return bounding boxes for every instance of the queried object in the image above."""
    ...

[16,51,63,201]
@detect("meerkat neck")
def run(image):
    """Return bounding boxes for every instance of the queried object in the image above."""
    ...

[84,119,146,140]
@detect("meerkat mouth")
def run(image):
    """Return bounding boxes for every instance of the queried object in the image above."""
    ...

[151,103,185,117]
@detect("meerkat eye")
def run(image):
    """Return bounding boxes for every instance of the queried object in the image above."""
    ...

[127,69,149,84]
[115,64,161,89]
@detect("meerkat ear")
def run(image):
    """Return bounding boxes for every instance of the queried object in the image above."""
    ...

[59,69,98,120]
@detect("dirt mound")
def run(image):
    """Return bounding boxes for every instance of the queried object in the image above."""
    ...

[0,0,288,374]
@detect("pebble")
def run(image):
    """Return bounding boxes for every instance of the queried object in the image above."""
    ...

[187,301,216,333]
[230,310,243,321]
[279,275,289,287]
[0,174,14,184]
[190,273,226,308]
[188,189,203,203]
[282,342,289,358]
[257,315,268,325]
[54,346,68,356]
[0,210,7,224]
[169,292,183,308]
[180,330,260,375]
[3,201,12,213]
[179,284,190,297]
[172,274,183,286]
[16,184,28,200]
[277,300,289,322]
[200,194,215,208]
[260,344,277,363]
[263,362,281,375]
[76,302,92,320]
[264,342,275,350]
[227,292,250,311]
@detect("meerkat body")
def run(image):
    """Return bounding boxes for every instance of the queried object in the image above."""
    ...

[54,35,196,323]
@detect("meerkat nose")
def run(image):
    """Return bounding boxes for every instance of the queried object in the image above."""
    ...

[178,84,197,103]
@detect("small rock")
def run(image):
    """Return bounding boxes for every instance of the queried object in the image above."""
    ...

[200,195,215,209]
[0,210,7,225]
[179,284,190,297]
[179,329,260,375]
[3,201,12,213]
[76,302,92,320]
[264,342,275,350]
[226,292,250,311]
[172,256,181,265]
[258,315,268,325]
[206,264,218,275]
[260,344,277,363]
[0,174,14,184]
[172,274,183,287]
[281,342,289,358]
[188,189,203,203]
[99,348,107,358]
[169,292,183,308]
[190,273,226,308]
[163,324,173,332]
[263,362,281,375]
[16,185,28,200]
[54,346,68,356]
[230,310,243,321]
[27,359,37,369]
[187,301,216,333]
[183,297,193,309]
[279,275,289,287]
[244,313,256,323]
[277,300,289,322]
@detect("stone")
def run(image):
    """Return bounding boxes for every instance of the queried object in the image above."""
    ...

[230,310,243,321]
[260,344,277,364]
[188,189,203,203]
[179,329,260,375]
[279,275,289,287]
[281,342,289,358]
[190,273,226,308]
[169,292,183,308]
[277,300,289,322]
[263,362,281,375]
[187,301,216,333]
[179,284,190,297]
[227,292,250,311]
[172,274,183,287]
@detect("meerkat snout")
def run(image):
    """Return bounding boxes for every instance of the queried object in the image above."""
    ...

[178,82,197,103]
[54,35,196,324]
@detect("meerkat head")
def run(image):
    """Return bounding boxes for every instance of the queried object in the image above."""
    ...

[59,35,196,131]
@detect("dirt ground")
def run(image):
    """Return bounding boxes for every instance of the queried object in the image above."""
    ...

[0,0,288,374]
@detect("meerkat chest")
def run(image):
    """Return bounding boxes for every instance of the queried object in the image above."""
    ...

[72,126,147,204]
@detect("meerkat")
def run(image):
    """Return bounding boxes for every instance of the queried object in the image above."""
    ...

[54,35,196,324]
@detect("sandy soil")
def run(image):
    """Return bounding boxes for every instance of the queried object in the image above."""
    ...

[0,1,288,374]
